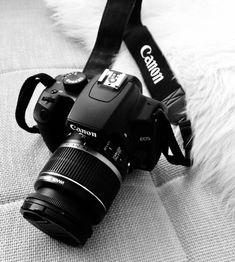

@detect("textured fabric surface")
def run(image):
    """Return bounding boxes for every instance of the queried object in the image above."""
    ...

[0,0,87,73]
[1,0,235,261]
[158,176,235,262]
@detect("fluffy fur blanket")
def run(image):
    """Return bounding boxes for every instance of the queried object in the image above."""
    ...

[43,0,235,215]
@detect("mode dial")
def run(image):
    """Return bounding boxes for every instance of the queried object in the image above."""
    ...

[63,72,88,93]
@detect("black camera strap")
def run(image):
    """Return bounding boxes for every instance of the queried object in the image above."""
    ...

[84,0,192,166]
[157,110,191,166]
[123,0,193,165]
[83,0,137,79]
[15,73,56,133]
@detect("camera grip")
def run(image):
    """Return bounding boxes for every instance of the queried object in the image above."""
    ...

[34,96,74,152]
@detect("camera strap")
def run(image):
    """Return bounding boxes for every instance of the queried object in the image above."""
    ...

[83,0,137,79]
[84,0,192,166]
[157,110,191,166]
[123,0,193,165]
[15,73,56,133]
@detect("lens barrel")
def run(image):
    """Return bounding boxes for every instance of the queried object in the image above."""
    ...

[21,134,127,246]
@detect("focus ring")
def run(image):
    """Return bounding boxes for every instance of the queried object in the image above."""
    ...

[40,146,120,209]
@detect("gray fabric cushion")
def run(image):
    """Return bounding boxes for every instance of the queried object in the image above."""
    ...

[1,0,235,261]
[158,177,235,261]
[0,0,87,73]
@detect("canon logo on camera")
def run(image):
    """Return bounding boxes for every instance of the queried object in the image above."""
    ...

[70,124,97,137]
[140,45,164,85]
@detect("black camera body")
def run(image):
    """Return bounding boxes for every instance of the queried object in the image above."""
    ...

[34,69,164,171]
[19,69,167,246]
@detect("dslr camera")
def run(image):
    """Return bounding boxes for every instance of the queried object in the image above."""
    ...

[17,68,169,246]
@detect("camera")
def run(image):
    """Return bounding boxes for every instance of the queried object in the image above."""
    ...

[18,68,167,246]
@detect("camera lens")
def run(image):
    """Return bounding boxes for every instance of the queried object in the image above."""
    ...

[20,133,128,246]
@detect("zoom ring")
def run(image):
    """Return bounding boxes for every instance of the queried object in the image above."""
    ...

[40,146,121,209]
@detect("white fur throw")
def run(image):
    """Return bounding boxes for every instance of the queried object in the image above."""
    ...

[43,0,235,215]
